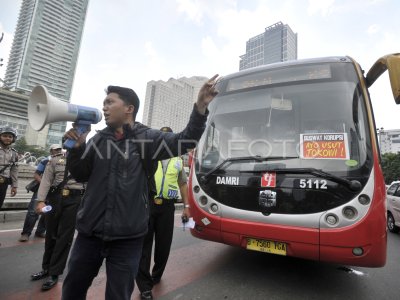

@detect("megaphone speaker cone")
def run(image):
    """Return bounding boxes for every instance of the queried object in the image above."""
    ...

[28,85,102,131]
[28,85,49,131]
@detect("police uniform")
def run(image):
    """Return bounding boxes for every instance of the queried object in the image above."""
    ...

[0,144,18,209]
[136,156,187,293]
[32,152,85,289]
[19,157,50,241]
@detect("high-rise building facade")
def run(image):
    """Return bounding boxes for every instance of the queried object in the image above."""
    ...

[378,129,400,154]
[0,88,29,137]
[239,21,297,71]
[142,76,207,132]
[3,0,89,147]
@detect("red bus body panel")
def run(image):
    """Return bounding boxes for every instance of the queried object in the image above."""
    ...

[189,156,387,267]
[319,156,387,267]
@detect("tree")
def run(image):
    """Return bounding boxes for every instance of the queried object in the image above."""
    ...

[381,152,400,184]
[13,137,29,153]
[14,137,48,158]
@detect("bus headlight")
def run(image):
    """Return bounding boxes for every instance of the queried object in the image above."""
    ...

[199,195,208,206]
[326,214,338,226]
[358,194,370,205]
[210,203,219,213]
[342,206,358,219]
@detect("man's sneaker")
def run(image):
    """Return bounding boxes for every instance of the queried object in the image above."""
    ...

[140,290,153,300]
[19,234,29,242]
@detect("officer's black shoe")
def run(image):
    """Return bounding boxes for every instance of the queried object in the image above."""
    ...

[31,270,49,281]
[41,275,58,291]
[140,290,153,300]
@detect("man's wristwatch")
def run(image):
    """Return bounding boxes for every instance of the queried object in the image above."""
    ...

[184,204,190,208]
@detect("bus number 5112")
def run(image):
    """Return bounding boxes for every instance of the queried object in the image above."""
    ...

[299,179,328,189]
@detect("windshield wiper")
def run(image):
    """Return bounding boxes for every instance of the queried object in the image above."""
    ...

[200,156,299,183]
[272,168,361,191]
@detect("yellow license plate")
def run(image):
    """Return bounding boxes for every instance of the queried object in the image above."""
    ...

[246,238,287,256]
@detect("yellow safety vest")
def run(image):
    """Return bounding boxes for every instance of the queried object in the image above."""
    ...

[154,157,182,199]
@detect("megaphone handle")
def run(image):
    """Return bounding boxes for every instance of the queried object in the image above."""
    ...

[63,124,90,149]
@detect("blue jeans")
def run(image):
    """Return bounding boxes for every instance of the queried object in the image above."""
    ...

[62,233,144,300]
[21,192,46,236]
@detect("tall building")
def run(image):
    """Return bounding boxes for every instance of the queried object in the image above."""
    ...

[3,0,89,147]
[142,76,208,132]
[378,129,400,154]
[239,21,297,71]
[0,88,29,137]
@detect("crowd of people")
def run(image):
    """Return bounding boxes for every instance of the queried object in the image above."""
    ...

[0,74,218,300]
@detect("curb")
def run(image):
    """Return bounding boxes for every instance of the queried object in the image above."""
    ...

[0,210,27,223]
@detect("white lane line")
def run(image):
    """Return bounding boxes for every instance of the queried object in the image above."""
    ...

[0,228,22,233]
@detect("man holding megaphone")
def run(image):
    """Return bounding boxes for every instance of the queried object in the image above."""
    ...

[60,75,219,300]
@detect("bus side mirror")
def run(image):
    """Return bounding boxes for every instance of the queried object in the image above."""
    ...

[366,53,400,104]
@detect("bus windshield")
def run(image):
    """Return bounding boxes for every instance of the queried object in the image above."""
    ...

[197,62,372,176]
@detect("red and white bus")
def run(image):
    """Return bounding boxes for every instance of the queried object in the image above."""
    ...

[188,54,400,267]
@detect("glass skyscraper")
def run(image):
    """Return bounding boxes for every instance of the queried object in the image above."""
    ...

[239,22,297,71]
[4,0,89,147]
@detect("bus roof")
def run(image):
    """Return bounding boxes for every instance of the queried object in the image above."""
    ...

[224,56,353,81]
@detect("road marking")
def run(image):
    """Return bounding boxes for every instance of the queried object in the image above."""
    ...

[0,228,22,233]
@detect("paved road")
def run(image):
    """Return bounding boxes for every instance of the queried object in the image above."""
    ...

[1,212,399,300]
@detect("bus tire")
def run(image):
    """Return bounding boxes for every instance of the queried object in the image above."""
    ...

[387,212,400,233]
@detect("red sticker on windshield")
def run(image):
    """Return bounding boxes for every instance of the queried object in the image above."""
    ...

[261,172,276,187]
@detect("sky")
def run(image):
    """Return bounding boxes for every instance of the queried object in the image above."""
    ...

[1,0,400,132]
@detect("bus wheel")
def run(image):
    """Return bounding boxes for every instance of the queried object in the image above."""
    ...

[387,212,400,233]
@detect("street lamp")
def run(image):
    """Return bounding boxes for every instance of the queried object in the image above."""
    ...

[377,127,384,153]
[0,32,4,85]
[1,32,4,66]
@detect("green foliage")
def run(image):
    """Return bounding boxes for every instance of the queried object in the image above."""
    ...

[13,137,48,158]
[381,152,400,184]
[13,137,29,153]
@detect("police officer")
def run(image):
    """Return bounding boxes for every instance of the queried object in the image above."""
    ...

[18,145,60,242]
[136,126,190,300]
[0,127,18,209]
[30,144,85,291]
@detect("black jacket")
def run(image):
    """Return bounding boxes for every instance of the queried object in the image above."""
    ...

[67,106,207,241]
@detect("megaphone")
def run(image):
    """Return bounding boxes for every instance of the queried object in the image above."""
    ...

[28,85,102,148]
